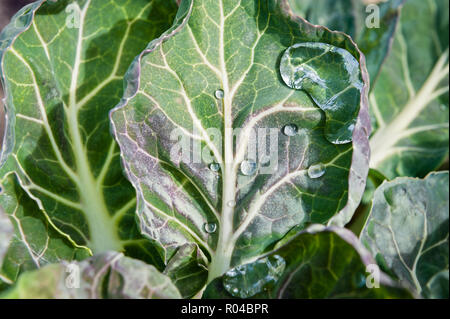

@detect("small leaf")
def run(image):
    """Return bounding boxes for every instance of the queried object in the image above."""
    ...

[1,252,181,299]
[361,172,449,299]
[163,243,209,299]
[203,225,412,299]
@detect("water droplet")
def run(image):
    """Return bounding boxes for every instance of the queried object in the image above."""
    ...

[240,160,257,176]
[280,42,362,145]
[223,255,286,298]
[227,200,236,208]
[215,89,224,99]
[203,222,217,234]
[308,163,326,179]
[209,162,220,172]
[282,124,298,137]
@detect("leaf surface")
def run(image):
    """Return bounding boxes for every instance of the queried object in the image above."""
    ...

[0,0,178,262]
[288,0,405,84]
[111,0,373,282]
[361,172,449,298]
[369,0,449,178]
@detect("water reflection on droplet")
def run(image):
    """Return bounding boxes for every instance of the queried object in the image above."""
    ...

[240,160,257,176]
[282,124,298,137]
[280,42,362,144]
[209,162,220,172]
[227,200,236,208]
[215,89,224,99]
[308,163,326,179]
[241,160,258,176]
[203,222,217,234]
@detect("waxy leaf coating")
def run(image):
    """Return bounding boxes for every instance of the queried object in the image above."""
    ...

[110,0,372,281]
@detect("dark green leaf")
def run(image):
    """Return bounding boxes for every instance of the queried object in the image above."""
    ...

[0,0,178,264]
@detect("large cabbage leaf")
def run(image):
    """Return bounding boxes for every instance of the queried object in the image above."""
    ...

[0,0,178,266]
[110,0,372,282]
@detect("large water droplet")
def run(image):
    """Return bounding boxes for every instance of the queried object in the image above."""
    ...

[223,255,286,298]
[308,163,326,179]
[240,160,257,176]
[209,162,220,172]
[282,124,298,137]
[215,89,224,99]
[280,42,362,145]
[203,222,217,234]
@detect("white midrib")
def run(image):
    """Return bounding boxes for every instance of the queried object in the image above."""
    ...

[207,0,236,283]
[67,1,122,253]
[370,49,449,168]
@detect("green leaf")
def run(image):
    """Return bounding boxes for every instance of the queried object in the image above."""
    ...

[369,0,449,178]
[287,0,405,84]
[163,243,209,298]
[0,173,88,291]
[361,172,449,299]
[1,251,181,299]
[110,0,372,283]
[203,225,412,299]
[0,0,178,262]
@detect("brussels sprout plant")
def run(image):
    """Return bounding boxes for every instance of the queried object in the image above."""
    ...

[0,0,448,299]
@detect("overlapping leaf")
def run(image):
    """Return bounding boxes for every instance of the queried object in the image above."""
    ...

[1,252,181,299]
[203,225,411,299]
[369,0,449,178]
[361,172,449,299]
[0,174,89,292]
[0,0,178,265]
[110,0,372,282]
